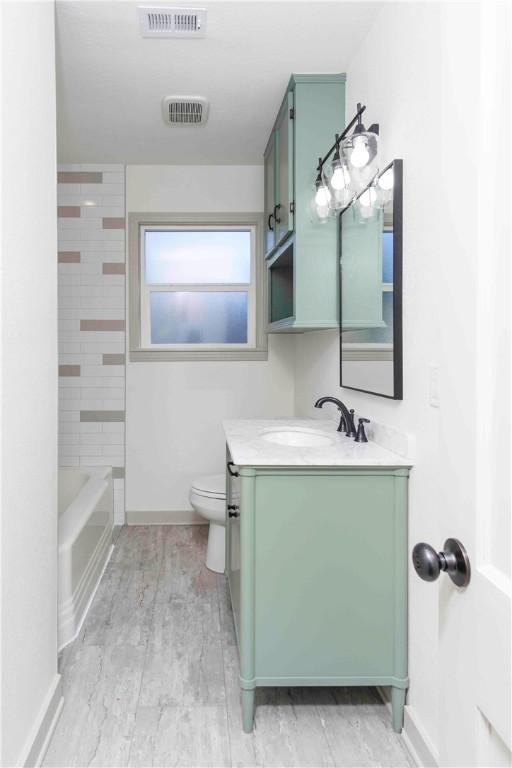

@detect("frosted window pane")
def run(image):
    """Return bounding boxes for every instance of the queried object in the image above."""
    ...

[150,292,248,344]
[145,230,251,284]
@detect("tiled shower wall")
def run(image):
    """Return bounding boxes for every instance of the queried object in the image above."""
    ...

[57,164,126,524]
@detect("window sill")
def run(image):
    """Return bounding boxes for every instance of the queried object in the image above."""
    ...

[129,347,269,362]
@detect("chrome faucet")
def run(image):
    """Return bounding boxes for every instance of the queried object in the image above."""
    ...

[314,396,357,437]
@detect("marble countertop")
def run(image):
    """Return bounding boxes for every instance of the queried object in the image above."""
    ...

[223,419,413,468]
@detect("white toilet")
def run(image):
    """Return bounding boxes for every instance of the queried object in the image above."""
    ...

[189,474,226,573]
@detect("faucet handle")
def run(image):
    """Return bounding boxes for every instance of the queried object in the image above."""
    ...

[346,409,357,438]
[355,417,370,443]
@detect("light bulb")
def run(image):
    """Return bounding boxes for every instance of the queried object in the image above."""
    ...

[378,167,394,191]
[350,136,370,168]
[331,164,350,191]
[359,187,377,208]
[315,184,331,207]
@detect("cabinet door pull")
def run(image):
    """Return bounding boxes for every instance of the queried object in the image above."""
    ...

[274,204,282,224]
[227,462,239,477]
[267,213,275,232]
[228,504,240,518]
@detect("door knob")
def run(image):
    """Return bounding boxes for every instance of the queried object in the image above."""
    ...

[412,538,471,587]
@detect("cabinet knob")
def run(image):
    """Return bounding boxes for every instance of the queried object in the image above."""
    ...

[412,538,471,587]
[267,213,275,232]
[227,505,240,519]
[274,204,282,224]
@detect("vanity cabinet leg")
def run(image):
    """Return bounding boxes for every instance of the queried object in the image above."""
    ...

[391,686,406,733]
[241,688,255,733]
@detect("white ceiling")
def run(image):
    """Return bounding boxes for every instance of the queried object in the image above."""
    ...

[55,1,382,164]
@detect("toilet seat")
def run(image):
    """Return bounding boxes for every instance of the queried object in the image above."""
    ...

[191,473,226,500]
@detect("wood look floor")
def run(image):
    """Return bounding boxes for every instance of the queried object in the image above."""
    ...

[44,525,415,768]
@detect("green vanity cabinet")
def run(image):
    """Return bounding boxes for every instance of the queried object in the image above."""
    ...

[225,453,409,734]
[265,74,346,332]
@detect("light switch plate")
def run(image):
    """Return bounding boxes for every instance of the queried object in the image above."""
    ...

[429,364,441,408]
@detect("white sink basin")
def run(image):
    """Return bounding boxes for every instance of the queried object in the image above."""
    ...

[260,427,336,448]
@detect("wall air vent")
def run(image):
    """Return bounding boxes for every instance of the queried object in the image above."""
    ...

[138,6,207,38]
[162,96,209,126]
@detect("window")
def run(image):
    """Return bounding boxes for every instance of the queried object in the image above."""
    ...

[129,213,267,361]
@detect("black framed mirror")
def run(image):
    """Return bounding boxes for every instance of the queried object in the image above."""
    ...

[339,159,403,399]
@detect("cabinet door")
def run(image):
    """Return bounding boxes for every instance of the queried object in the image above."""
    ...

[252,472,406,680]
[275,90,294,246]
[264,135,276,257]
[226,460,241,642]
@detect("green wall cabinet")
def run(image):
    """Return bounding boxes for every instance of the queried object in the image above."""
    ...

[225,451,409,733]
[264,91,294,257]
[264,74,346,332]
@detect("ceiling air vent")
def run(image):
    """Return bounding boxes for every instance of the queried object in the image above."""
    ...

[138,6,207,38]
[162,96,209,126]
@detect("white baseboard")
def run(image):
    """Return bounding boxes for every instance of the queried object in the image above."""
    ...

[403,706,439,768]
[126,509,206,525]
[376,687,439,767]
[17,674,63,767]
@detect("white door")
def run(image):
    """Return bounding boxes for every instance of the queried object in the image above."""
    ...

[420,3,511,765]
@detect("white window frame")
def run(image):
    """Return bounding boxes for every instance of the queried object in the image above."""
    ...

[129,212,268,361]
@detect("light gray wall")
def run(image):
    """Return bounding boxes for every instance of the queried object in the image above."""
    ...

[125,166,296,518]
[1,2,60,764]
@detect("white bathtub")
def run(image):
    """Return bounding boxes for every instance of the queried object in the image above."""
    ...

[58,467,113,650]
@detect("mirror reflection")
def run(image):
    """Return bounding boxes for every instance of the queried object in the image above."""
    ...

[340,160,402,399]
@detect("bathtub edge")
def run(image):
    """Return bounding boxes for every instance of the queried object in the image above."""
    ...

[58,523,114,651]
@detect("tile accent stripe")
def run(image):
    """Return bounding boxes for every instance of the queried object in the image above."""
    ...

[80,411,125,423]
[58,251,81,263]
[103,217,125,229]
[59,365,80,377]
[80,319,125,332]
[58,171,103,183]
[58,163,126,524]
[58,206,81,218]
[103,353,125,365]
[103,263,125,275]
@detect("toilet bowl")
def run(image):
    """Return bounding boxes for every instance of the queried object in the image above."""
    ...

[189,474,226,573]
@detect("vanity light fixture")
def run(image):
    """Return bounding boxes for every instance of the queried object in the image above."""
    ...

[357,185,379,219]
[341,111,379,192]
[325,136,353,211]
[330,138,350,190]
[312,159,332,222]
[375,164,394,206]
[311,102,382,219]
[341,162,396,223]
[314,162,331,207]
